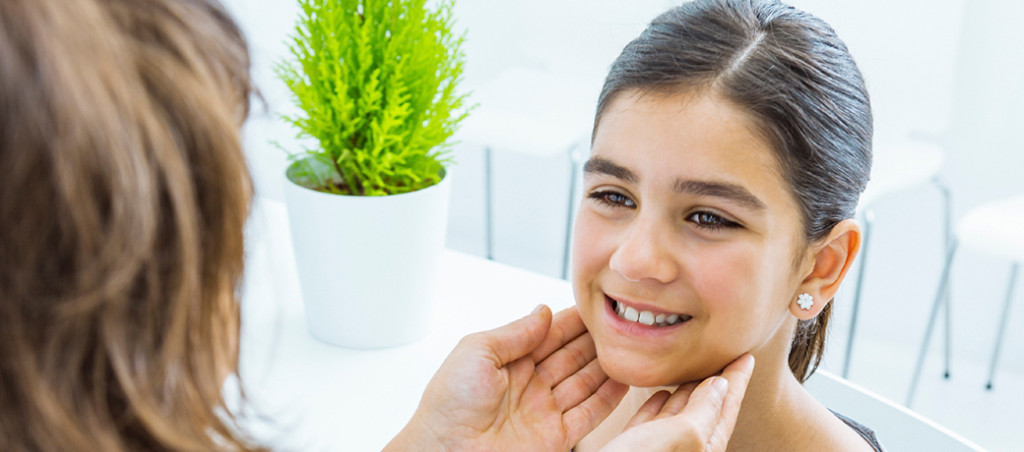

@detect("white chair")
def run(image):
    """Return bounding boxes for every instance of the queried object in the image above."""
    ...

[805,370,985,451]
[842,140,947,378]
[907,194,1024,405]
[458,67,594,269]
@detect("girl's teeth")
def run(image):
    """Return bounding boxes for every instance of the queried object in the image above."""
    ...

[613,301,687,327]
[638,311,655,325]
[624,306,640,322]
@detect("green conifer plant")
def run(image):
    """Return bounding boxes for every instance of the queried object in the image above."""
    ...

[277,0,468,196]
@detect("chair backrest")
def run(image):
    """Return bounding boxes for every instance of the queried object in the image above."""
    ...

[957,193,1024,262]
[804,370,986,451]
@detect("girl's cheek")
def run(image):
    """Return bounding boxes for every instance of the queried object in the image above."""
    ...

[687,244,755,309]
[571,214,594,268]
[574,210,614,266]
[571,212,605,292]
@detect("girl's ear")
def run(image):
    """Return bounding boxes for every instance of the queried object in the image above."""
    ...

[790,219,862,319]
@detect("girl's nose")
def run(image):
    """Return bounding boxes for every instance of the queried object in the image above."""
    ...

[608,216,679,284]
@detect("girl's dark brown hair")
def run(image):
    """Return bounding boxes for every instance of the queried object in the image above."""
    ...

[0,0,265,450]
[594,0,872,382]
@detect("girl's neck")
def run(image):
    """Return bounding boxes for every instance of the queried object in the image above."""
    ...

[722,347,874,452]
[724,348,809,451]
[576,347,806,451]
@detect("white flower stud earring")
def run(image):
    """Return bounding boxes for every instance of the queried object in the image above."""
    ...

[797,293,814,311]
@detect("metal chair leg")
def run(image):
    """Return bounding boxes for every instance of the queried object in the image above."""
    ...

[484,147,494,260]
[561,142,583,280]
[907,240,959,407]
[936,178,953,379]
[843,210,874,378]
[986,263,1020,390]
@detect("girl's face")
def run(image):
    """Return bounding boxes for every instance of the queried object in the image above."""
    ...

[573,90,809,387]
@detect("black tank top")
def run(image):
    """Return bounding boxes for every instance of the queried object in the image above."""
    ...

[832,410,887,452]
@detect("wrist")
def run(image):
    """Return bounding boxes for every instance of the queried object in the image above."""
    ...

[384,411,450,452]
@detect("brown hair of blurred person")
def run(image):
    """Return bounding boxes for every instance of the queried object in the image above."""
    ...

[0,0,266,450]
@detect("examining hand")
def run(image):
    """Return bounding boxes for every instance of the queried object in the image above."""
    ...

[600,354,756,452]
[385,305,629,452]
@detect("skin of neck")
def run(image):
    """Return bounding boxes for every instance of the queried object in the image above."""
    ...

[725,315,809,451]
[723,314,873,452]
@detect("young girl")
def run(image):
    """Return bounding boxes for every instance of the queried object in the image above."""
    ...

[571,0,881,450]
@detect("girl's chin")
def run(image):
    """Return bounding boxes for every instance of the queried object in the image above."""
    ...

[599,358,702,388]
[598,354,724,388]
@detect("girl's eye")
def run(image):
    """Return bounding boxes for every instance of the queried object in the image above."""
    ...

[688,211,739,231]
[588,190,636,208]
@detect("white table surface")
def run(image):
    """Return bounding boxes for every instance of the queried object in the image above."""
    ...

[237,198,575,451]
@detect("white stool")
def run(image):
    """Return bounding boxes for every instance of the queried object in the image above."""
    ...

[907,194,1024,406]
[842,140,946,378]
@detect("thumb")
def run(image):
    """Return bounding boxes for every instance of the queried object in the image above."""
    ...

[475,304,552,366]
[675,354,755,452]
[674,376,728,434]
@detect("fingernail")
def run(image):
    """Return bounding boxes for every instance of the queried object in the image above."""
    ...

[531,304,546,315]
[711,376,729,395]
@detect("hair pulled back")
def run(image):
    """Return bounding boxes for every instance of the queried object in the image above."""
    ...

[595,0,872,382]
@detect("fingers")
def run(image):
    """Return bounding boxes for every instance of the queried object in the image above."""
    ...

[631,355,754,438]
[659,381,699,416]
[563,378,629,447]
[549,357,605,412]
[669,376,728,440]
[705,354,755,450]
[623,390,671,430]
[529,307,588,363]
[534,331,597,389]
[468,304,553,367]
[668,354,753,452]
[621,381,696,430]
[605,378,727,452]
[603,355,755,452]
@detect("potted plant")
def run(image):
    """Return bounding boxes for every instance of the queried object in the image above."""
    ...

[276,0,468,348]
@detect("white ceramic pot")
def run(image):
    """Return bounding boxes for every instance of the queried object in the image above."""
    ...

[283,165,451,349]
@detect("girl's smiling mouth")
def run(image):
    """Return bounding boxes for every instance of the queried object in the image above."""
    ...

[605,294,692,329]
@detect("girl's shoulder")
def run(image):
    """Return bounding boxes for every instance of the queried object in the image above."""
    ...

[794,396,884,452]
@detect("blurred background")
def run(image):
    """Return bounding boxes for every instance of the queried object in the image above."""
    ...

[226,0,1023,449]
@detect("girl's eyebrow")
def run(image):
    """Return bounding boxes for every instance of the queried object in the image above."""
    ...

[673,179,766,211]
[583,156,766,211]
[583,157,638,183]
